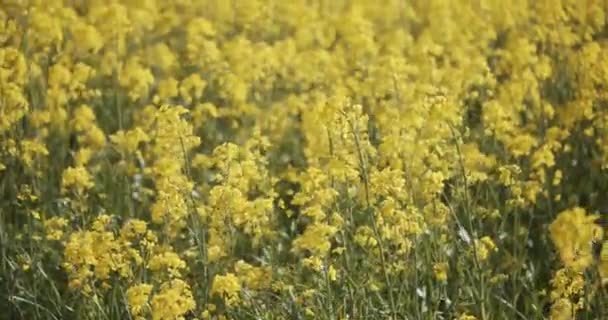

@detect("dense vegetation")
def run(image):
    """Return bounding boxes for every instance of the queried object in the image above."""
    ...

[2,1,608,319]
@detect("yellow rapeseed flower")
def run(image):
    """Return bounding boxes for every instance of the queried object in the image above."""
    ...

[211,273,241,307]
[549,207,602,271]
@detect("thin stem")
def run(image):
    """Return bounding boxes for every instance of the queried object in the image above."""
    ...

[345,114,398,319]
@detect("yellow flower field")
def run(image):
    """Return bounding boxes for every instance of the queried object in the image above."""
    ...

[1,0,608,319]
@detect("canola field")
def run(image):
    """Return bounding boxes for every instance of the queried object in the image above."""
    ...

[2,1,608,319]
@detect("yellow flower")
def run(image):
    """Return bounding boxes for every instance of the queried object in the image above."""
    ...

[151,279,196,320]
[235,260,271,290]
[148,249,186,278]
[149,43,176,73]
[71,104,97,132]
[207,245,226,263]
[599,241,608,284]
[61,166,94,194]
[292,223,337,256]
[70,22,104,54]
[44,217,68,241]
[327,265,338,281]
[457,313,477,320]
[433,262,449,282]
[19,139,48,168]
[118,58,155,101]
[127,284,153,317]
[549,207,602,271]
[211,273,241,307]
[180,74,206,105]
[156,77,179,102]
[549,268,585,320]
[550,298,573,320]
[120,219,148,239]
[110,127,150,154]
[474,236,497,262]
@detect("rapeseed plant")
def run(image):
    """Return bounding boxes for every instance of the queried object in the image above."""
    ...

[1,0,608,319]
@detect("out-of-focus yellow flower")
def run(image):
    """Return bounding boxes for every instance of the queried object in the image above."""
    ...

[118,58,154,101]
[126,283,152,317]
[599,241,608,284]
[70,22,104,54]
[44,217,68,241]
[19,139,48,169]
[433,262,449,282]
[148,249,186,278]
[61,166,94,194]
[111,127,150,154]
[180,74,206,105]
[549,207,602,271]
[235,260,271,290]
[550,298,573,320]
[474,236,497,262]
[292,223,337,256]
[457,313,477,320]
[211,273,241,307]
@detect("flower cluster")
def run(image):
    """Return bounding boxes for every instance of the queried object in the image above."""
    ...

[2,1,608,319]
